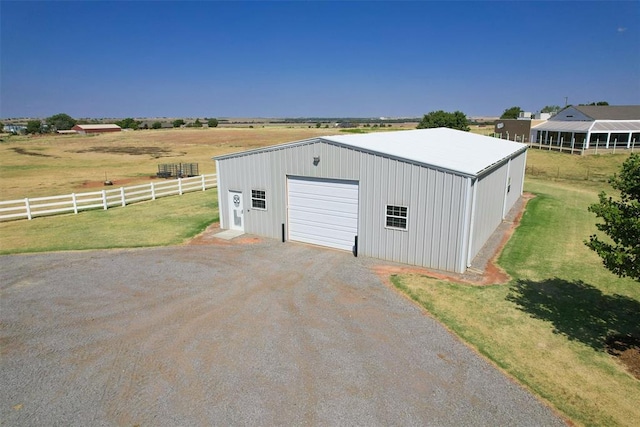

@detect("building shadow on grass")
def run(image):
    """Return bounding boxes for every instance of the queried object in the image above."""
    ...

[506,278,640,351]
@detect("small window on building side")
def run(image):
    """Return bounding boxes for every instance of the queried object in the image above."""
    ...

[386,205,408,230]
[251,190,266,210]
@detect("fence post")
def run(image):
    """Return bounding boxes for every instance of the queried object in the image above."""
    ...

[178,177,183,195]
[201,175,206,191]
[151,182,156,200]
[72,193,78,214]
[120,187,126,207]
[25,198,32,220]
[102,190,108,210]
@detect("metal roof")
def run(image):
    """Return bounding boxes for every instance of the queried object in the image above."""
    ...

[533,121,593,132]
[216,128,527,178]
[574,105,640,120]
[533,120,640,132]
[74,124,121,130]
[592,121,640,131]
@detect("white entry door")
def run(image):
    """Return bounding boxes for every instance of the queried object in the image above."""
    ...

[288,177,358,251]
[228,190,244,231]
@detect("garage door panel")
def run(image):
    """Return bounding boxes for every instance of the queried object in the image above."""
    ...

[288,177,358,252]
[289,216,357,233]
[288,205,357,222]
[288,198,357,216]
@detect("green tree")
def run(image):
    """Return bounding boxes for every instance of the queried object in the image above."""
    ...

[115,118,140,130]
[46,113,77,130]
[500,106,522,119]
[173,119,186,128]
[585,154,640,281]
[152,121,162,129]
[193,118,203,128]
[26,120,43,134]
[416,110,469,131]
[207,118,218,128]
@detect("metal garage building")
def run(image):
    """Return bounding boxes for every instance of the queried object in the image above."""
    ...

[214,128,527,273]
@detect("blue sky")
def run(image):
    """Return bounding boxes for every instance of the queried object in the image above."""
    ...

[1,1,639,118]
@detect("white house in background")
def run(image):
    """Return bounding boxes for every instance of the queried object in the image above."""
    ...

[531,105,640,150]
[3,124,27,134]
[214,128,527,274]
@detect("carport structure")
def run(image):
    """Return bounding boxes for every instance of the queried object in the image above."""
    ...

[215,128,527,274]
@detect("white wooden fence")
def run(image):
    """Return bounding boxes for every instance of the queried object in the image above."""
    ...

[0,174,217,221]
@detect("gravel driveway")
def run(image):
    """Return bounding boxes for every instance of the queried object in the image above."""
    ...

[0,235,565,426]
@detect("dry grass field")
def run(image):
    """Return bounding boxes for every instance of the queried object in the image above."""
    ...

[0,124,475,201]
[0,127,335,200]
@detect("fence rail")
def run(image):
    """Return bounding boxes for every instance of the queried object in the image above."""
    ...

[0,174,217,222]
[526,140,637,155]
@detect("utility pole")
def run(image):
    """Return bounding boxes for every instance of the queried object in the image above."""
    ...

[564,96,568,107]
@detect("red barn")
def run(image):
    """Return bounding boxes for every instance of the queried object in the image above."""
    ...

[72,124,121,134]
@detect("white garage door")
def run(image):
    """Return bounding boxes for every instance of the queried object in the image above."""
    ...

[288,177,359,252]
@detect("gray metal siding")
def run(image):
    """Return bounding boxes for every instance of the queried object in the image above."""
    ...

[218,140,361,240]
[358,155,467,272]
[469,163,509,259]
[504,151,526,213]
[217,139,523,274]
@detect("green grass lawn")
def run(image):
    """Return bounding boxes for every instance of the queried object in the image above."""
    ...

[0,190,218,254]
[392,177,640,427]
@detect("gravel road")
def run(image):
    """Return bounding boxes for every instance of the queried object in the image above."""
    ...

[0,236,565,426]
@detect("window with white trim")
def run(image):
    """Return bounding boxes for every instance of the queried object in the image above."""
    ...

[251,190,266,210]
[386,205,408,230]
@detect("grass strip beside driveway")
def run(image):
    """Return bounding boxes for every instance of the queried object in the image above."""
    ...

[0,190,218,254]
[392,179,640,427]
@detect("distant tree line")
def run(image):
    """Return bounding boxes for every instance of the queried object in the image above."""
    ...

[18,114,220,134]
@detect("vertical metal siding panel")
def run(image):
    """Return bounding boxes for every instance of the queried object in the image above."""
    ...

[401,162,413,263]
[505,151,526,212]
[369,154,384,258]
[378,157,395,261]
[421,169,432,267]
[431,172,443,267]
[217,160,228,229]
[416,167,430,265]
[408,164,421,265]
[360,153,374,257]
[269,150,283,238]
[378,156,389,259]
[443,174,457,271]
[392,160,402,262]
[471,164,508,258]
[277,148,288,235]
[435,171,447,268]
[394,161,406,263]
[449,176,465,271]
[438,173,452,269]
[393,163,401,261]
[459,177,474,272]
